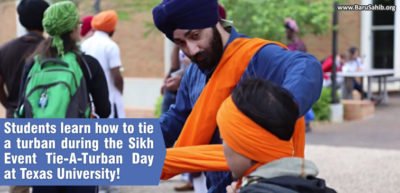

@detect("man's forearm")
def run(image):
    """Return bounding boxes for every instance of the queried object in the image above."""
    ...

[0,88,8,108]
[114,76,123,94]
[0,77,8,107]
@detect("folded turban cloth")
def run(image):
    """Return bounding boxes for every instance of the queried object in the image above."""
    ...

[42,1,79,56]
[81,16,94,37]
[92,10,118,33]
[161,95,295,179]
[17,0,49,31]
[285,18,299,32]
[152,0,219,41]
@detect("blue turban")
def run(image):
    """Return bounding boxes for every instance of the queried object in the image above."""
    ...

[152,0,219,41]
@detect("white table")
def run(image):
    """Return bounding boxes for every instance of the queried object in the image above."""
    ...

[336,69,395,103]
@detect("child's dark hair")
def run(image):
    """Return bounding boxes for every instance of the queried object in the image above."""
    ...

[231,79,299,140]
[349,47,358,56]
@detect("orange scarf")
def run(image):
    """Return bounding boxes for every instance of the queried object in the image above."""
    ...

[174,38,293,147]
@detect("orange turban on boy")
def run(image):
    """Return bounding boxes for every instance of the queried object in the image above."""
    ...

[92,10,118,33]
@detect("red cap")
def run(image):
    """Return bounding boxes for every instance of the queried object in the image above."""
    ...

[218,4,226,19]
[80,15,94,37]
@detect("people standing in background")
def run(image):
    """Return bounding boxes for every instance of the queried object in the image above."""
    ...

[285,18,307,52]
[81,10,125,119]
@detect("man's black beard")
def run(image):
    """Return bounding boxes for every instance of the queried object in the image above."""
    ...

[191,27,223,73]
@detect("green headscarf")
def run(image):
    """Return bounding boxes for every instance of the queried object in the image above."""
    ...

[42,1,79,56]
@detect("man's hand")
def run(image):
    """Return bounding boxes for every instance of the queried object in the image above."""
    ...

[165,76,182,92]
[0,75,8,107]
[226,181,238,193]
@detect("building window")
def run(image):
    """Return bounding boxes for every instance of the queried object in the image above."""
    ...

[372,0,394,69]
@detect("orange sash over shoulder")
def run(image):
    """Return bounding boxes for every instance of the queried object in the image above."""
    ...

[174,37,304,157]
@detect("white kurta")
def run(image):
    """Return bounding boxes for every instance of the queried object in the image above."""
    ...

[81,31,126,118]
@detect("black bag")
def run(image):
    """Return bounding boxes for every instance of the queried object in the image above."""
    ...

[240,176,337,193]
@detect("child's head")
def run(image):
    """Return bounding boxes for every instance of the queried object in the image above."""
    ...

[348,47,359,59]
[217,79,299,178]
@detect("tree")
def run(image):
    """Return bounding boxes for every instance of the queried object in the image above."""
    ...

[220,0,333,41]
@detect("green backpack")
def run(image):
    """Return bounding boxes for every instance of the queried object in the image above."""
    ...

[17,52,91,118]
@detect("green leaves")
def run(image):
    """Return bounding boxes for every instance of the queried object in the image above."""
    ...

[220,0,333,41]
[312,88,331,121]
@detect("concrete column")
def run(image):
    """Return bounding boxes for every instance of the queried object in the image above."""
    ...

[164,37,174,76]
[394,1,400,76]
[361,0,372,70]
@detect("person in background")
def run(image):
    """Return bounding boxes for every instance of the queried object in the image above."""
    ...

[285,18,306,52]
[80,15,94,39]
[161,45,189,114]
[81,10,123,193]
[342,47,367,99]
[321,54,346,87]
[0,0,49,119]
[82,10,125,119]
[0,1,49,192]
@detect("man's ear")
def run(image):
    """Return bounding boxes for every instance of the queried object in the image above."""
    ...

[215,22,229,46]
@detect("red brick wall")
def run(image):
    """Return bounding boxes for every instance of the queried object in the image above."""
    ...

[304,0,361,60]
[1,1,363,77]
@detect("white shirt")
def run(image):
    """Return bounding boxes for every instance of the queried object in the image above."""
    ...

[81,31,124,117]
[343,57,363,72]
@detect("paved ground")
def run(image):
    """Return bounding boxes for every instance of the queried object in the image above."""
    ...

[1,94,399,193]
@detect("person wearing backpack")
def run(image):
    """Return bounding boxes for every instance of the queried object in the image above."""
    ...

[17,1,110,120]
[161,79,336,193]
[16,2,110,192]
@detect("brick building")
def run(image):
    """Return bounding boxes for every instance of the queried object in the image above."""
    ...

[1,0,398,112]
